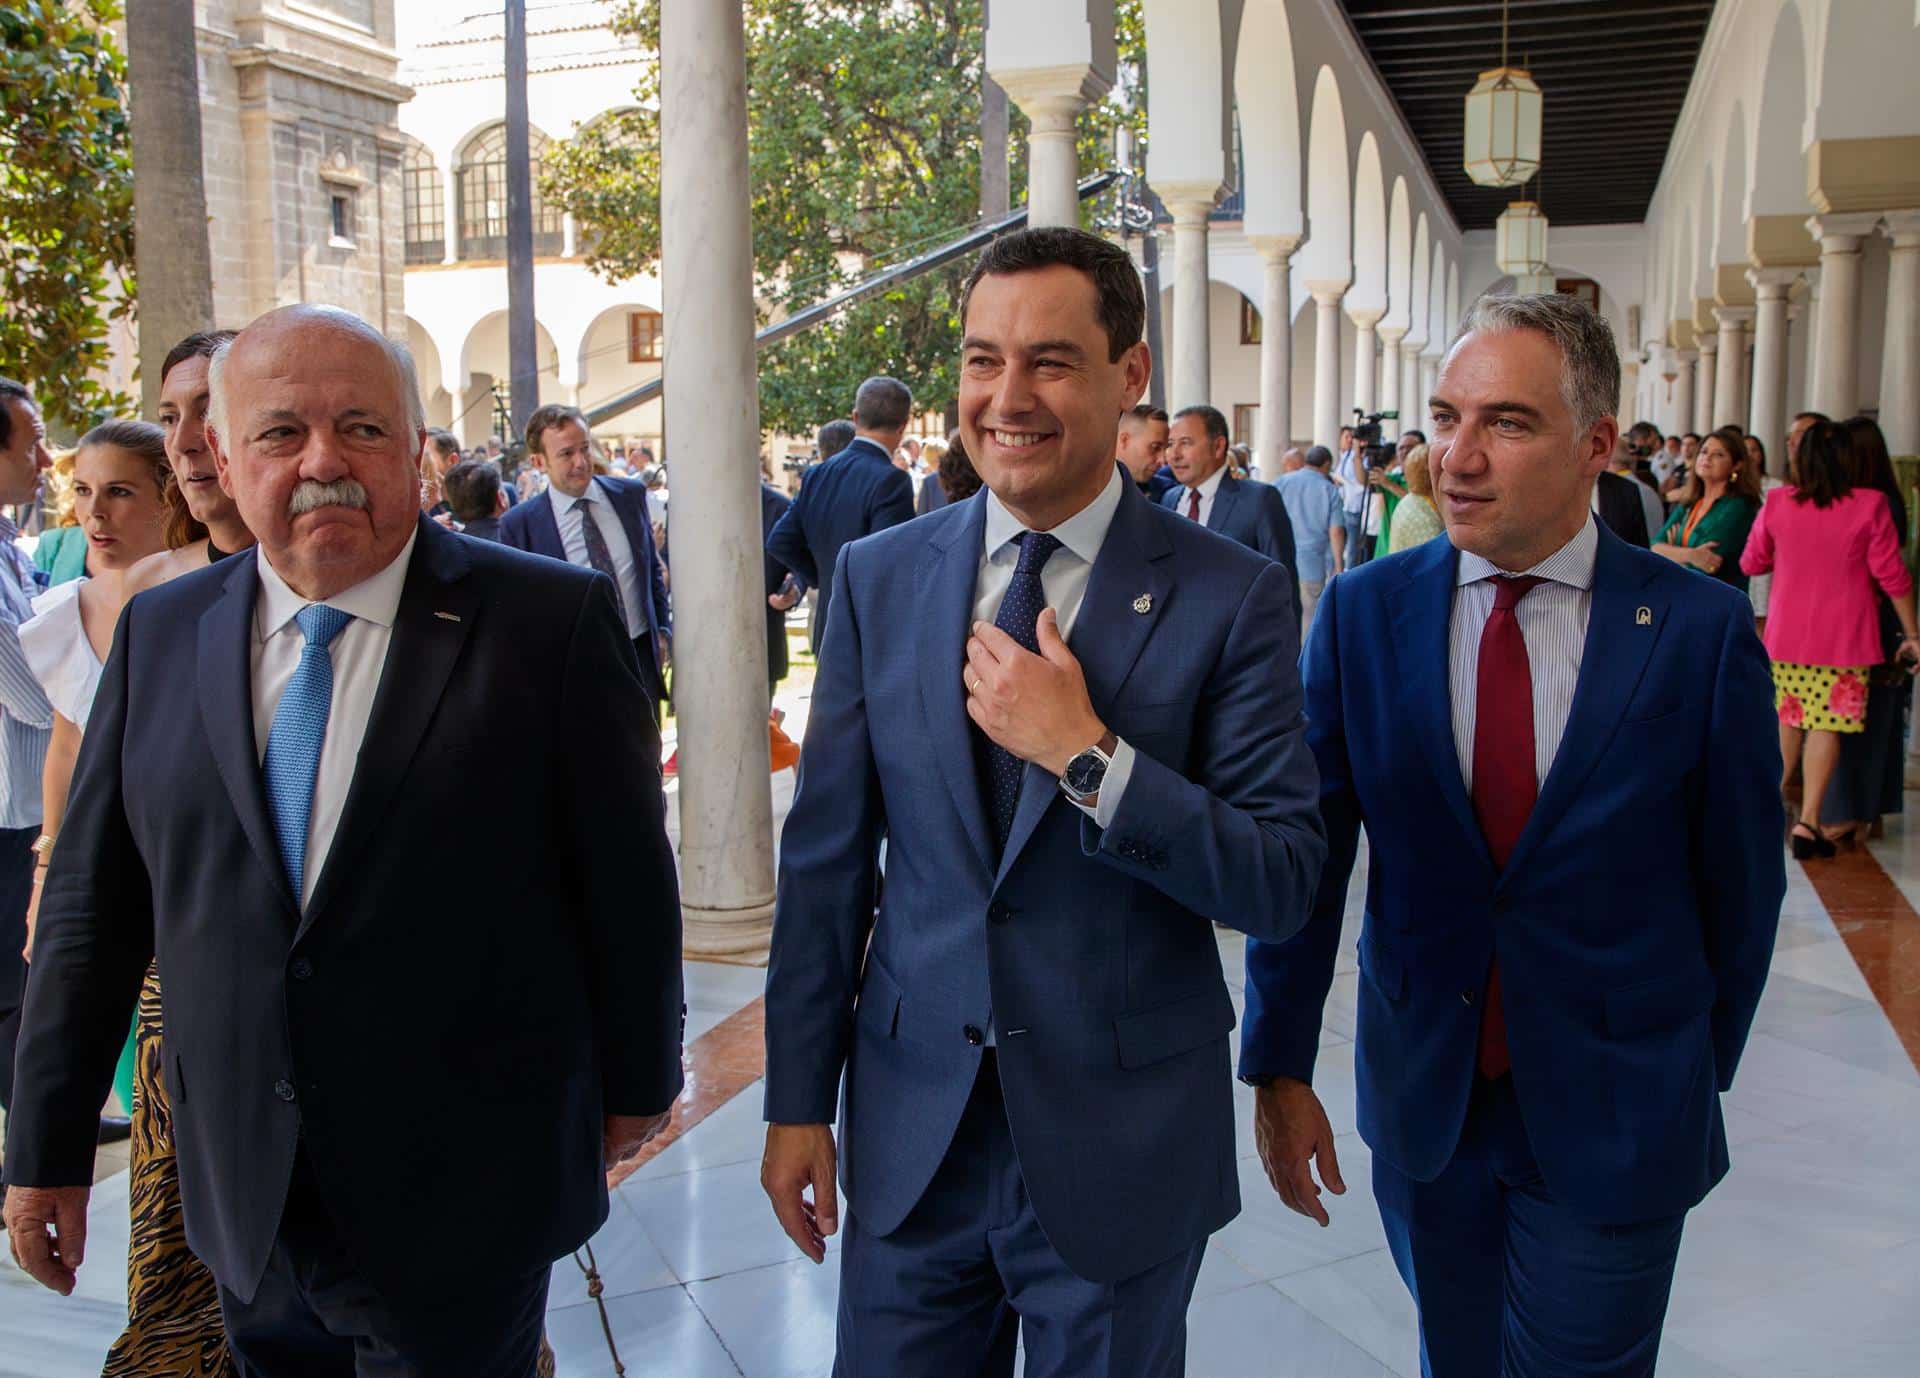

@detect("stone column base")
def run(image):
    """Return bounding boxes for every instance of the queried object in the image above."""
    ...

[683,900,775,963]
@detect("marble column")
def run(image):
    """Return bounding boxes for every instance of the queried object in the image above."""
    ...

[661,0,775,954]
[1878,213,1920,456]
[1309,284,1346,450]
[1350,308,1382,421]
[1401,343,1424,434]
[1377,326,1406,440]
[1747,270,1798,468]
[1671,350,1697,439]
[1251,235,1298,480]
[1800,269,1821,417]
[1419,357,1438,421]
[1693,334,1717,436]
[993,62,1108,229]
[1165,197,1215,409]
[1806,213,1882,420]
[1713,307,1753,431]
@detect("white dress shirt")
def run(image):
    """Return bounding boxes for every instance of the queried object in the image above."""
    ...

[1179,463,1229,525]
[1448,516,1597,790]
[974,464,1136,828]
[0,515,52,830]
[1335,447,1370,516]
[251,532,416,909]
[555,478,646,639]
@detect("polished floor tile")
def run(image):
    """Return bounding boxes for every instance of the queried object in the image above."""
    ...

[546,1282,743,1377]
[1184,1282,1396,1378]
[687,1258,837,1378]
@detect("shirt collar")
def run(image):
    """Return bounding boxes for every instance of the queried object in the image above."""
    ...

[1455,513,1598,591]
[256,527,419,643]
[846,436,892,463]
[565,477,605,511]
[983,464,1125,568]
[1192,463,1229,503]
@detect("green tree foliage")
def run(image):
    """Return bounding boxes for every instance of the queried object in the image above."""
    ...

[0,1,135,433]
[544,0,1145,434]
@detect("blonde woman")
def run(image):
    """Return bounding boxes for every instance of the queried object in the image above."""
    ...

[1383,443,1443,554]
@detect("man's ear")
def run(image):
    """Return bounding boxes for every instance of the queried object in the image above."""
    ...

[1120,341,1151,409]
[208,424,236,498]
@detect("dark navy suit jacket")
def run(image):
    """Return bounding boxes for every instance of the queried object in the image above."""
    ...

[497,476,672,683]
[9,519,685,1303]
[764,437,915,650]
[761,482,796,686]
[1240,524,1784,1225]
[764,479,1327,1285]
[1162,471,1303,627]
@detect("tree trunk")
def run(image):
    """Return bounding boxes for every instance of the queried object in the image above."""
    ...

[127,0,215,417]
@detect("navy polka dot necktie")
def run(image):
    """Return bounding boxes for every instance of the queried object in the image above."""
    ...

[980,530,1062,852]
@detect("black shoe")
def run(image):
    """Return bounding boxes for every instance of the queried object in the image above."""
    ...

[96,1115,132,1145]
[1790,824,1837,860]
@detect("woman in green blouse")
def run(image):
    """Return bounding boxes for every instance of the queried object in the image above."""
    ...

[1653,425,1761,591]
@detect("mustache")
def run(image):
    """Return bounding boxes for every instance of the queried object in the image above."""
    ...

[287,478,369,518]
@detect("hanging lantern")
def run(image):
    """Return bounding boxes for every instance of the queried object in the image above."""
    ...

[1495,201,1550,276]
[1510,272,1558,295]
[1462,2,1542,188]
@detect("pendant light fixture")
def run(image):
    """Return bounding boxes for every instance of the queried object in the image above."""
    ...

[1464,0,1543,189]
[1495,173,1551,278]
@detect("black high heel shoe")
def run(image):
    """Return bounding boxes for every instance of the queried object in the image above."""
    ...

[1790,823,1837,860]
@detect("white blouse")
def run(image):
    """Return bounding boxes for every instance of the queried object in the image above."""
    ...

[20,578,103,730]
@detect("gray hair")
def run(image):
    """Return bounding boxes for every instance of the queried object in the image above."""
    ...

[207,304,426,443]
[1448,293,1619,435]
[852,376,913,433]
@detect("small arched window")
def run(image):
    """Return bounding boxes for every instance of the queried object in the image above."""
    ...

[403,143,444,265]
[456,124,563,261]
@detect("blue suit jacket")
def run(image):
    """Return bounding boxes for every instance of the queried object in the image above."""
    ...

[9,519,684,1302]
[1162,473,1303,627]
[764,479,1326,1285]
[764,437,916,650]
[497,476,671,679]
[1240,525,1784,1225]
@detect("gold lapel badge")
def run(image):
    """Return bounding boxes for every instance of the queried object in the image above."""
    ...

[1132,593,1153,615]
[1635,606,1652,627]
[434,611,463,623]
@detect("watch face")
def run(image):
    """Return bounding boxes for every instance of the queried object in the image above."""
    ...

[1066,751,1107,794]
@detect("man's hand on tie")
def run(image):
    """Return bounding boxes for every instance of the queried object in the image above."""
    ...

[1253,1078,1347,1228]
[964,609,1107,777]
[761,1123,838,1264]
[4,1184,89,1294]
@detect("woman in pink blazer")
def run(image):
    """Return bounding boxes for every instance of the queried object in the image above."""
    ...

[1742,420,1920,858]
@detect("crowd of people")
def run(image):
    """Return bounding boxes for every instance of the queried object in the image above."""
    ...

[0,220,1890,1378]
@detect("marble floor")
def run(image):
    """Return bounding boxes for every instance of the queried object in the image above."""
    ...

[6,818,1920,1374]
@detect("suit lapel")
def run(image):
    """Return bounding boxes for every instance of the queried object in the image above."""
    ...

[1500,528,1666,885]
[1206,475,1241,536]
[918,497,996,876]
[531,490,564,559]
[196,555,299,918]
[1387,539,1490,862]
[299,521,476,937]
[996,482,1171,887]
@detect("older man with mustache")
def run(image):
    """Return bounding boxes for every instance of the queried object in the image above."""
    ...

[3,304,686,1376]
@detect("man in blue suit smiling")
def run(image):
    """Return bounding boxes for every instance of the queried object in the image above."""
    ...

[1240,293,1784,1378]
[761,227,1325,1378]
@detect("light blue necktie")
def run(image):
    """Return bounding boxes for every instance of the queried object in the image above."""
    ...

[262,604,353,900]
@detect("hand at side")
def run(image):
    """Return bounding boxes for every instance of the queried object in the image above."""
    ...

[761,1123,838,1263]
[4,1184,90,1294]
[1253,1078,1347,1227]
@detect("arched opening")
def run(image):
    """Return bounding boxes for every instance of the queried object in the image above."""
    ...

[1301,66,1351,288]
[456,124,564,261]
[1349,133,1388,317]
[402,141,444,266]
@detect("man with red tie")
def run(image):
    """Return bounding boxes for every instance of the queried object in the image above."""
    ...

[1238,293,1785,1377]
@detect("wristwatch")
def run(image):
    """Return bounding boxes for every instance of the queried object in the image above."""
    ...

[1058,732,1119,807]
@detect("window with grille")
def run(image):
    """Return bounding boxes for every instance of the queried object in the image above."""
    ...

[403,144,443,265]
[628,310,663,363]
[1556,278,1600,310]
[456,125,564,261]
[1233,404,1260,448]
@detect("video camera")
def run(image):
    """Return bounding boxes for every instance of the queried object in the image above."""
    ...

[1352,408,1400,478]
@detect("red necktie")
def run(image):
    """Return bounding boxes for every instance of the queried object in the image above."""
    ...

[1471,575,1545,1080]
[1186,488,1201,522]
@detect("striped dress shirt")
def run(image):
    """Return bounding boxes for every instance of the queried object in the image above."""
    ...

[0,515,54,829]
[1448,516,1597,791]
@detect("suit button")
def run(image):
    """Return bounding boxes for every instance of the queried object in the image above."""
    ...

[273,1079,297,1102]
[290,958,313,981]
[963,1025,984,1046]
[988,901,1011,926]
[1461,990,1476,1005]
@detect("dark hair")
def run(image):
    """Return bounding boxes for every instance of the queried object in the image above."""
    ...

[1791,420,1854,509]
[525,403,590,460]
[1400,428,1427,446]
[1304,444,1334,469]
[1682,432,1701,445]
[1842,415,1907,545]
[816,418,855,458]
[960,226,1145,364]
[1627,420,1662,445]
[1743,431,1768,469]
[1124,404,1169,425]
[160,330,238,388]
[852,376,913,433]
[0,376,32,448]
[1793,411,1830,427]
[425,428,461,461]
[442,459,502,523]
[938,428,982,504]
[77,419,205,550]
[1174,404,1229,445]
[1688,425,1764,504]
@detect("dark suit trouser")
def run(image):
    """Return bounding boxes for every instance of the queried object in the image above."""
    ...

[219,1149,549,1378]
[835,1053,1205,1378]
[1373,1075,1686,1378]
[0,825,38,1176]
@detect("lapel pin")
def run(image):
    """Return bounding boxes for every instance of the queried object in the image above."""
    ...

[1635,606,1652,626]
[1132,593,1153,615]
[434,611,463,623]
